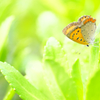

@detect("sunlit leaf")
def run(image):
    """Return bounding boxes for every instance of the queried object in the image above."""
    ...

[43,37,79,100]
[0,62,48,100]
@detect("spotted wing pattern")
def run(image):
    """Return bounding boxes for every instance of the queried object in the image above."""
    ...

[69,27,88,45]
[62,15,96,45]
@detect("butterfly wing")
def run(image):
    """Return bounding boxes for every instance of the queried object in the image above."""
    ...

[81,17,96,44]
[62,15,96,45]
[78,15,90,22]
[62,22,79,35]
[68,27,89,45]
[62,22,89,45]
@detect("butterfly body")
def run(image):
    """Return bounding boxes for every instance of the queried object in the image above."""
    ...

[62,15,96,46]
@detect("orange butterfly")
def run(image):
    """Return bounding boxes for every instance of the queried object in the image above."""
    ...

[62,15,96,46]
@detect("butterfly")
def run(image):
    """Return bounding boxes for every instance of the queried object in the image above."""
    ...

[62,15,96,46]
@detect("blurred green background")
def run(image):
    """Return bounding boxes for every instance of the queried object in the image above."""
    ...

[0,0,100,99]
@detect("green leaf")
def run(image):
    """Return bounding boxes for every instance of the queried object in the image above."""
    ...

[0,62,48,100]
[86,69,100,100]
[43,37,68,69]
[71,59,83,100]
[44,60,79,100]
[43,37,79,100]
[43,61,66,100]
